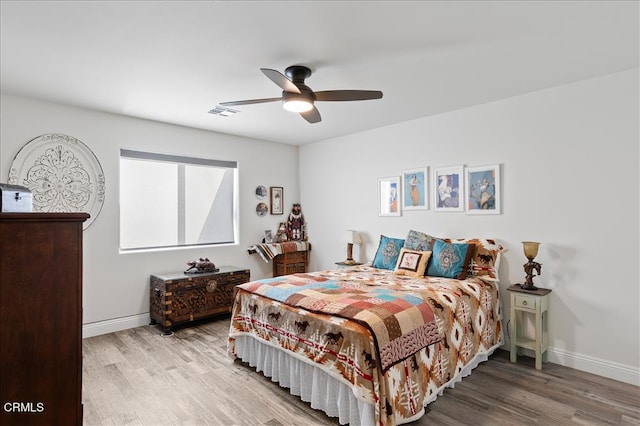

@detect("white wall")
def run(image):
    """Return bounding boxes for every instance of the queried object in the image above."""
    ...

[0,94,299,335]
[300,69,639,385]
[2,69,637,386]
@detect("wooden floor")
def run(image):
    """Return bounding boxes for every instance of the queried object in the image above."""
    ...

[82,316,639,426]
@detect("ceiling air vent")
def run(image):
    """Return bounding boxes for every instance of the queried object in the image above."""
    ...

[208,105,239,117]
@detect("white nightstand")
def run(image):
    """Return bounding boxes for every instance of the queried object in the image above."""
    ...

[508,285,551,370]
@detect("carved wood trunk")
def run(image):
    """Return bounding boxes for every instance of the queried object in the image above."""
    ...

[150,266,250,334]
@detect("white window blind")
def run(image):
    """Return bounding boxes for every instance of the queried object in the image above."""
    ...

[119,149,238,251]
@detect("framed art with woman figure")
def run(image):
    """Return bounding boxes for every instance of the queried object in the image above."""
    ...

[402,168,427,210]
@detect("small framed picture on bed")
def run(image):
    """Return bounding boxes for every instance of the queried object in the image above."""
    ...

[433,165,464,212]
[378,176,401,216]
[402,167,428,210]
[270,186,283,215]
[466,164,501,214]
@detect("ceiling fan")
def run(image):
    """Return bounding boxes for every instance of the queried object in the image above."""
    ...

[216,65,383,123]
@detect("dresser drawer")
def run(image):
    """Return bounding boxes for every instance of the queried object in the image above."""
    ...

[514,293,537,310]
[272,251,308,277]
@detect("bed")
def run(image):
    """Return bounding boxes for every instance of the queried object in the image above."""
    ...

[228,233,504,426]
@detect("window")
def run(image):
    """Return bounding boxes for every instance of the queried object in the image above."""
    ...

[119,149,238,251]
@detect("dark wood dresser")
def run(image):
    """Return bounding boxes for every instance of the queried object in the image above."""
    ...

[272,250,308,277]
[150,266,250,334]
[0,212,88,426]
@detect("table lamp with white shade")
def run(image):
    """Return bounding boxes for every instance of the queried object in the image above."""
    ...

[343,230,362,265]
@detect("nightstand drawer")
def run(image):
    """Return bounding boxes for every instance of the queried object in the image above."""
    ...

[514,294,537,310]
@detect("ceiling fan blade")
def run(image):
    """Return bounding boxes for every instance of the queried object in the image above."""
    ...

[300,106,321,124]
[219,97,281,107]
[261,68,301,94]
[314,90,383,102]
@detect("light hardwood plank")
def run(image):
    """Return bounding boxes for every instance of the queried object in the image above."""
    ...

[83,317,640,425]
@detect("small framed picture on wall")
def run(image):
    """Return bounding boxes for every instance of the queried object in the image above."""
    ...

[270,187,283,215]
[378,176,401,216]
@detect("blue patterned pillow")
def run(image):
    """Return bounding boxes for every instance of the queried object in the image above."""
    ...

[372,235,405,270]
[426,239,473,279]
[404,229,436,251]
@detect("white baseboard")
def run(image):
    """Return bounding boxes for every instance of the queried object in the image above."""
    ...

[82,313,150,338]
[502,338,639,387]
[547,346,639,387]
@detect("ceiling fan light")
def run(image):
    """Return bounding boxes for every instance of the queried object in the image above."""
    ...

[283,98,313,113]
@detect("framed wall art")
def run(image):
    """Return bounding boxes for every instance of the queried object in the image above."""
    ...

[378,176,401,216]
[270,186,283,215]
[466,164,501,214]
[433,165,464,212]
[402,167,428,210]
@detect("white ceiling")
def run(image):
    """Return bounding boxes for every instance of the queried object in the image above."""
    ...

[1,1,638,145]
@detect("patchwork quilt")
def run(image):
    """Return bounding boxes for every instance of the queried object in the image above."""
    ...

[228,265,503,426]
[238,273,440,372]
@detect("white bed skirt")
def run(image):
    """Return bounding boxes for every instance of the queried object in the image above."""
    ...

[234,334,375,425]
[234,334,500,426]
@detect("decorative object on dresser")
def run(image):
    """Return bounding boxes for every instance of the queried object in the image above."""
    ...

[150,266,250,335]
[8,133,105,229]
[286,203,306,240]
[0,183,32,212]
[1,212,89,426]
[520,241,542,290]
[184,258,218,274]
[274,222,288,242]
[508,284,551,370]
[342,229,362,265]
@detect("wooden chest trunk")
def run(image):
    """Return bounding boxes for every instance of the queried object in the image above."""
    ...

[150,266,250,334]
